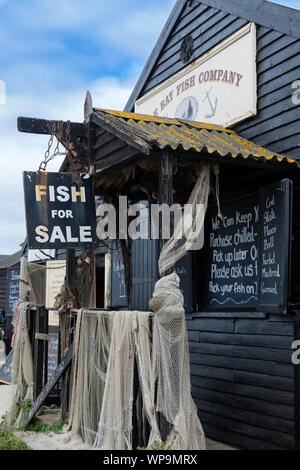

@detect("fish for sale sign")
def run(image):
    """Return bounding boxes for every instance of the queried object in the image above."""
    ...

[23,171,98,249]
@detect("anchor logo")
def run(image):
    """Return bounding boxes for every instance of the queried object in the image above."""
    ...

[203,87,218,119]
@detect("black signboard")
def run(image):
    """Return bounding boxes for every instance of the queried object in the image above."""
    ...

[23,172,98,249]
[0,349,13,384]
[5,266,20,318]
[111,242,128,308]
[47,326,59,379]
[205,179,292,314]
[206,196,259,309]
[175,251,194,313]
[258,179,293,314]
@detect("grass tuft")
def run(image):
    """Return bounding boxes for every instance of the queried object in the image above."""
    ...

[0,415,28,450]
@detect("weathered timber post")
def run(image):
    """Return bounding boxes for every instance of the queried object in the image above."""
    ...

[60,247,76,420]
[33,306,49,399]
[157,151,174,440]
[159,151,174,274]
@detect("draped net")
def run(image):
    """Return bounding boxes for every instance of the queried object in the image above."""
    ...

[159,163,210,276]
[65,164,210,450]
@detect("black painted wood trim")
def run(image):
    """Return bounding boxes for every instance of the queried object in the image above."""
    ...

[17,117,87,137]
[125,0,300,112]
[195,0,300,38]
[192,312,267,319]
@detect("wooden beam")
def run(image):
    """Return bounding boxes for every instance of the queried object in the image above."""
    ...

[17,116,89,173]
[196,0,300,39]
[60,248,76,420]
[92,112,151,155]
[84,91,93,124]
[17,117,87,138]
[33,307,48,399]
[24,344,74,426]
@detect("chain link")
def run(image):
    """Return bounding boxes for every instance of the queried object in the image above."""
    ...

[38,120,82,187]
[38,120,66,172]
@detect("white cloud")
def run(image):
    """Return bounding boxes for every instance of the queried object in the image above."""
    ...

[95,2,176,58]
[0,0,176,254]
[0,75,136,254]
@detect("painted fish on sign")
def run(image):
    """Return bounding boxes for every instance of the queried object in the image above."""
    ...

[23,172,98,249]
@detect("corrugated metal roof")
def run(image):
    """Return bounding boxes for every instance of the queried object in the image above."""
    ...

[94,109,300,168]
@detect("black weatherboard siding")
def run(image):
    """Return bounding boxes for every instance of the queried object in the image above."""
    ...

[126,0,300,160]
[0,270,7,310]
[187,313,295,450]
[124,0,300,450]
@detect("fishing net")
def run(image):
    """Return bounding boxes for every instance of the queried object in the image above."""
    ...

[66,164,210,450]
[149,163,209,448]
[149,272,205,449]
[67,297,205,450]
[158,163,210,276]
[7,257,34,427]
[68,309,155,450]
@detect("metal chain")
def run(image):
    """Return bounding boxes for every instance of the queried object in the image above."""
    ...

[38,121,66,172]
[38,120,82,187]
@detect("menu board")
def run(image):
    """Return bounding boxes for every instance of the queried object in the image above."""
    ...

[47,326,59,379]
[205,179,292,313]
[45,260,66,313]
[258,179,292,313]
[5,266,20,318]
[111,243,127,308]
[206,196,259,309]
[175,251,194,313]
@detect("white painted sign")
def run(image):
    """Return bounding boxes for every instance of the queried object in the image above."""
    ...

[28,249,56,262]
[45,260,66,321]
[135,23,257,128]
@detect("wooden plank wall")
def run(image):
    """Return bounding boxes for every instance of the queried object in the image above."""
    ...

[98,1,300,448]
[94,127,138,170]
[187,313,295,450]
[235,26,300,159]
[142,2,248,95]
[131,238,158,311]
[185,168,300,450]
[140,2,300,160]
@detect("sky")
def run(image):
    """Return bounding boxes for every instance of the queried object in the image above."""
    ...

[0,0,299,254]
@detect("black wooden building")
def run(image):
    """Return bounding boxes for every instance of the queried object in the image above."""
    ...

[0,250,22,353]
[121,0,300,450]
[17,0,300,451]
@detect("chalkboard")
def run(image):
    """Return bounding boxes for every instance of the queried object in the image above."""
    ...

[5,266,20,318]
[111,242,128,308]
[0,349,13,384]
[175,251,193,313]
[258,179,293,314]
[24,343,74,425]
[206,196,259,309]
[47,326,59,379]
[204,179,292,313]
